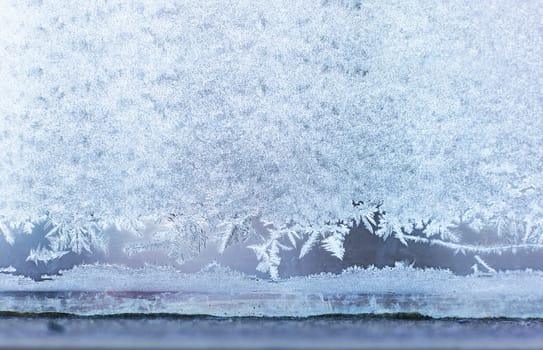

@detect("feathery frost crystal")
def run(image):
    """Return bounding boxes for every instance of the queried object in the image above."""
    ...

[1,0,542,278]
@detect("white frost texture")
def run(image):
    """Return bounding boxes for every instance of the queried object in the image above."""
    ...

[2,264,543,318]
[1,1,543,278]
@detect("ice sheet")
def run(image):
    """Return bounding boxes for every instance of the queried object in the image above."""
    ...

[1,264,543,318]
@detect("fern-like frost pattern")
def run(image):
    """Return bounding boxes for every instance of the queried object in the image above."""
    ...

[0,0,542,278]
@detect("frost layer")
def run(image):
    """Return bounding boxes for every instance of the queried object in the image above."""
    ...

[2,264,543,318]
[1,1,542,274]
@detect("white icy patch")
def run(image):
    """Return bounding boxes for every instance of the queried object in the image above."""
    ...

[0,1,542,269]
[1,264,543,318]
[0,266,16,273]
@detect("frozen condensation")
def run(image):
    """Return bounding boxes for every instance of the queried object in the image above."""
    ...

[1,1,542,278]
[2,264,543,318]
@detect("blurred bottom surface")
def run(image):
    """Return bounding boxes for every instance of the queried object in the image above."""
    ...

[0,314,541,350]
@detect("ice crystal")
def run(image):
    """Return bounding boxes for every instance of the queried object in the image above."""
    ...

[0,1,542,276]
